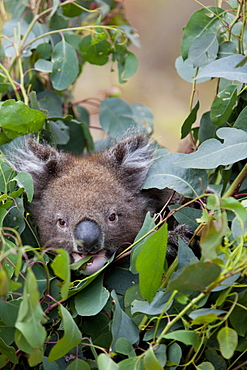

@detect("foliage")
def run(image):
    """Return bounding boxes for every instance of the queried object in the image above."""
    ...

[0,0,247,369]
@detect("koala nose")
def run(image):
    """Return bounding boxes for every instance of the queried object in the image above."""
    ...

[75,220,102,253]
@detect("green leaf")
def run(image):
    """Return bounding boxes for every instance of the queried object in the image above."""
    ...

[196,54,247,83]
[234,105,247,131]
[167,342,182,366]
[130,212,156,274]
[43,356,60,369]
[28,347,44,367]
[67,359,90,370]
[230,292,247,336]
[118,51,138,83]
[187,33,218,68]
[205,348,227,370]
[35,59,53,73]
[200,211,228,260]
[143,152,208,197]
[218,41,237,59]
[0,338,18,364]
[175,56,209,83]
[166,261,221,293]
[222,197,246,223]
[162,330,200,351]
[217,327,238,359]
[131,103,155,133]
[153,344,167,367]
[62,3,83,17]
[36,42,52,59]
[175,128,247,169]
[111,291,139,352]
[48,304,81,362]
[189,308,225,325]
[2,18,49,58]
[119,357,144,370]
[75,276,109,316]
[169,206,202,230]
[181,7,232,59]
[51,249,70,300]
[13,172,34,202]
[51,40,79,90]
[181,100,200,139]
[115,337,136,357]
[197,363,215,370]
[15,268,47,350]
[210,84,238,125]
[198,111,217,143]
[136,224,168,303]
[143,347,163,370]
[97,353,119,370]
[99,98,139,137]
[0,100,46,139]
[131,291,173,316]
[0,299,20,326]
[80,35,111,65]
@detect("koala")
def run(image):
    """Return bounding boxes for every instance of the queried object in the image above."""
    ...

[8,135,195,274]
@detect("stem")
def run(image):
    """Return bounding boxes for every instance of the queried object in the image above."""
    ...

[222,163,247,198]
[227,1,243,42]
[156,292,205,345]
[0,63,21,100]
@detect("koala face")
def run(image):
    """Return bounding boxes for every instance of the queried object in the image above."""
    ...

[12,136,157,274]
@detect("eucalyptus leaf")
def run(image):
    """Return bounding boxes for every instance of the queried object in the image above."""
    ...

[97,353,119,370]
[35,59,53,73]
[143,152,208,197]
[48,305,81,362]
[181,100,200,139]
[75,276,109,316]
[0,338,18,364]
[80,35,111,65]
[99,98,139,137]
[217,327,238,359]
[0,100,46,139]
[131,291,173,315]
[166,261,221,293]
[196,54,247,83]
[111,290,139,352]
[175,128,247,169]
[143,347,163,370]
[234,105,247,131]
[187,33,218,68]
[181,7,232,59]
[13,172,34,202]
[210,84,238,125]
[118,51,138,83]
[136,224,168,303]
[67,359,91,370]
[162,330,200,351]
[51,249,70,300]
[51,40,79,90]
[175,56,209,83]
[15,268,47,350]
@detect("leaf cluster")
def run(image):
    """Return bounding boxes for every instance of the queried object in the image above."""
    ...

[1,1,247,369]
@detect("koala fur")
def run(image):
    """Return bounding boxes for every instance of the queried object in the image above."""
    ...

[9,135,195,274]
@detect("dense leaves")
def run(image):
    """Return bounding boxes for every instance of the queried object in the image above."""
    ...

[1,1,247,369]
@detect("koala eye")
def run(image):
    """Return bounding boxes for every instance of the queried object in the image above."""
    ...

[57,218,67,228]
[108,212,118,223]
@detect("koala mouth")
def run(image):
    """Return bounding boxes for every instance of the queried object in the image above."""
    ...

[71,250,108,275]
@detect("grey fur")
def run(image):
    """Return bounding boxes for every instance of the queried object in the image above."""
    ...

[7,135,197,274]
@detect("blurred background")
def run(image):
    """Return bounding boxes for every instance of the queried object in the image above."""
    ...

[74,0,213,152]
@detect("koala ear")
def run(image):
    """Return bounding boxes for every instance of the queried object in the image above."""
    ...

[106,135,154,190]
[9,138,66,199]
